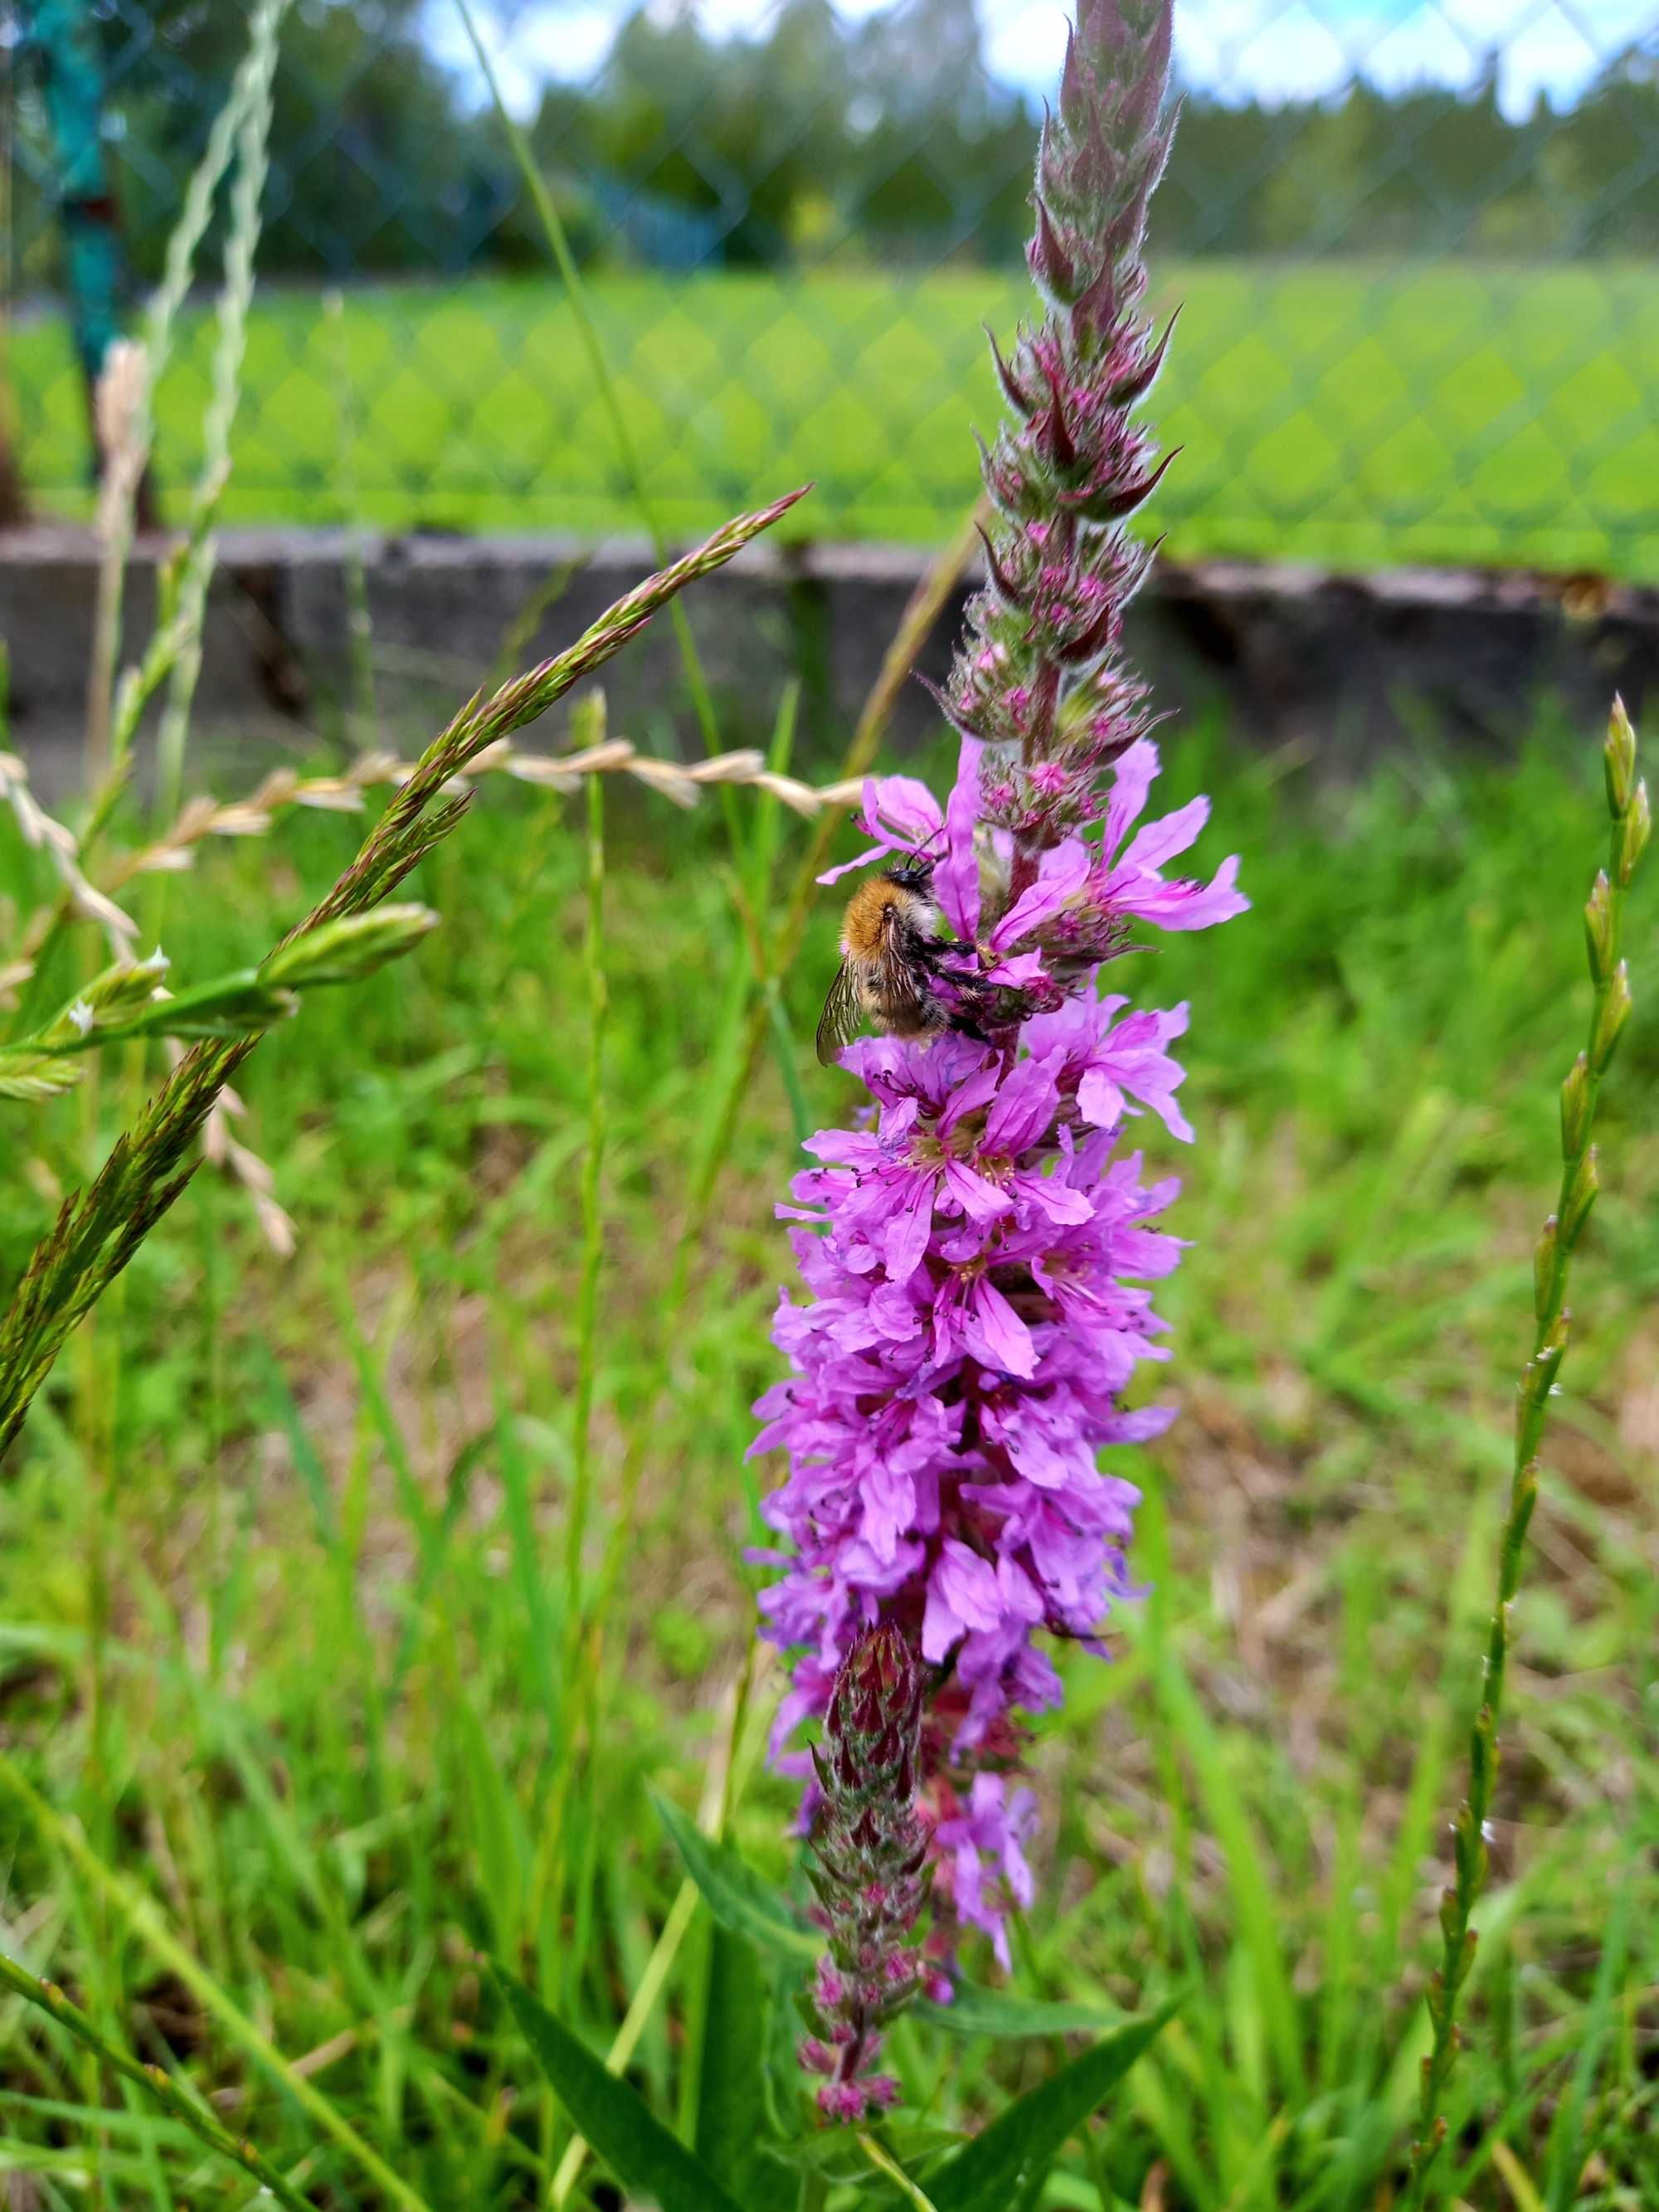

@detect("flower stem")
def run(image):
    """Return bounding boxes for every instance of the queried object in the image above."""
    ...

[1402,698,1648,2205]
[562,702,609,1674]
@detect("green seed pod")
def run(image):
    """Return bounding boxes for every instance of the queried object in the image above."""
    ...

[1591,962,1632,1073]
[1559,1052,1591,1159]
[1584,871,1615,986]
[1532,1214,1559,1324]
[1604,696,1637,818]
[1559,1144,1598,1246]
[1616,780,1650,890]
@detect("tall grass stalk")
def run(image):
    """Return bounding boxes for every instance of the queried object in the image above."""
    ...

[324,288,378,750]
[0,490,805,1454]
[0,706,135,971]
[1403,699,1649,2204]
[0,1952,314,2212]
[83,342,149,785]
[0,1757,431,2210]
[81,0,289,774]
[19,0,289,1040]
[103,37,282,1806]
[153,7,283,824]
[562,698,609,1670]
[3,733,857,1007]
[453,0,727,770]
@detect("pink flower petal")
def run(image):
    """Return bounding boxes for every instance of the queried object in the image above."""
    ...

[1077,1067,1125,1127]
[983,950,1048,989]
[816,843,887,886]
[1114,856,1248,933]
[883,1175,936,1282]
[938,738,984,941]
[934,1539,1003,1631]
[921,1579,964,1663]
[943,1157,1013,1221]
[989,842,1092,951]
[966,1276,1037,1378]
[1104,738,1160,855]
[868,775,946,844]
[1120,793,1209,874]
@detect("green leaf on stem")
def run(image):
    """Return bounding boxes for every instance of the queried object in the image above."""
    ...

[494,1964,750,2212]
[652,1791,819,1958]
[917,1981,1127,2039]
[695,1928,795,2212]
[926,1997,1182,2212]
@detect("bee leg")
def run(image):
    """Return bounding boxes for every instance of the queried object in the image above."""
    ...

[937,967,995,1043]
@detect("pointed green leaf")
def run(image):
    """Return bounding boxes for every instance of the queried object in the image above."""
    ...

[927,1998,1182,2212]
[494,1966,749,2212]
[918,1981,1126,2039]
[759,1945,811,2144]
[696,1928,795,2212]
[653,1792,819,1958]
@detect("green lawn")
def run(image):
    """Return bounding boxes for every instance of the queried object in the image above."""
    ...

[1,690,1656,2205]
[10,259,1658,577]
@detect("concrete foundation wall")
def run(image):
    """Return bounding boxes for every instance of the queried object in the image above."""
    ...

[2,524,1654,799]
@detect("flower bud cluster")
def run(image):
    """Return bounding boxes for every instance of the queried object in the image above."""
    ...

[944,0,1180,899]
[799,1627,932,2122]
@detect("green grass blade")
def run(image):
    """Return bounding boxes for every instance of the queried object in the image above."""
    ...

[0,1760,433,2212]
[653,1791,818,1958]
[564,732,609,1670]
[695,1929,794,2212]
[917,1985,1126,2039]
[927,1998,1183,2212]
[1543,1865,1633,2210]
[494,1965,751,2212]
[859,2130,942,2210]
[1134,1486,1304,2101]
[0,1952,314,2212]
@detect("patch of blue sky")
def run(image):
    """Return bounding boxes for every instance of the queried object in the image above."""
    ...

[427,0,1657,124]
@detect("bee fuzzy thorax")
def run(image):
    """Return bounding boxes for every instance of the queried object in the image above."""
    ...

[841,878,937,960]
[816,858,985,1064]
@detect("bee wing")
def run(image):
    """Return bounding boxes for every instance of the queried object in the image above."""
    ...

[880,939,929,1028]
[815,959,863,1066]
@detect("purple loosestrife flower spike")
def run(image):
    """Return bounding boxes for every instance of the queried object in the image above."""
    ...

[800,1627,931,2123]
[754,0,1246,2013]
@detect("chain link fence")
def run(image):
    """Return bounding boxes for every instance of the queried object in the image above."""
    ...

[2,0,1657,578]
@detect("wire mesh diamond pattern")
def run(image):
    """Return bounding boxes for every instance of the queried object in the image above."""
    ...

[2,0,1657,577]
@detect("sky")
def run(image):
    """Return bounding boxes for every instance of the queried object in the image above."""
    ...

[430,0,1658,121]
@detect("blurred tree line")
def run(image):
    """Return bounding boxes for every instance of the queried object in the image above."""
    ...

[9,0,1658,282]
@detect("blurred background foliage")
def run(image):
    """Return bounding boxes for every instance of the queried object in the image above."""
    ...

[4,0,1657,571]
[7,0,1658,278]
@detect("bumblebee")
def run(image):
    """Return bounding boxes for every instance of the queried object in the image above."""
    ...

[815,857,984,1065]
